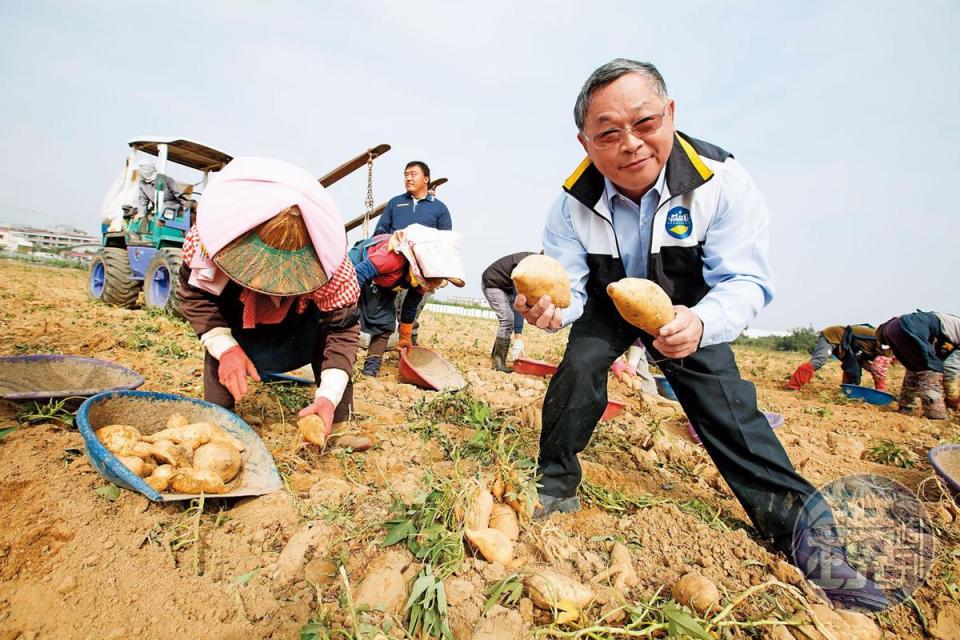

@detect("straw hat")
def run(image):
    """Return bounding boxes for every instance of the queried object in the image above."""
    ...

[213,205,328,295]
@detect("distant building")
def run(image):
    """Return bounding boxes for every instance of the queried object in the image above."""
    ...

[0,229,34,253]
[0,225,97,252]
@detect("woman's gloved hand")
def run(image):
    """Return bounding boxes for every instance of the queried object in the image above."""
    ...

[610,359,637,384]
[298,397,336,440]
[398,322,414,350]
[218,346,260,402]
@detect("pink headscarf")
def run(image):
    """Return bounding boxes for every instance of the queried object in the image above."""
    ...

[188,157,346,294]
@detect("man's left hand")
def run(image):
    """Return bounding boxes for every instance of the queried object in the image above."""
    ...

[653,306,703,359]
[298,397,336,438]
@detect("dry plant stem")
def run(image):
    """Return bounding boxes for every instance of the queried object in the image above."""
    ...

[537,580,832,640]
[234,590,250,623]
[708,579,836,640]
[595,586,664,627]
[192,494,204,576]
[535,624,668,638]
[339,565,361,639]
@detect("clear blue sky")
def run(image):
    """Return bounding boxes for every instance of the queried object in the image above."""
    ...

[1,1,957,331]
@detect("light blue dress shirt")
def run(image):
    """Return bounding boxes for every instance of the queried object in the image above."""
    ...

[603,169,666,281]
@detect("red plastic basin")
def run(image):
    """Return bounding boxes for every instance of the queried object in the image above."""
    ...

[512,357,559,377]
[600,398,627,422]
[398,346,466,392]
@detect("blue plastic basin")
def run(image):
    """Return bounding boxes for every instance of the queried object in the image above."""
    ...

[841,384,896,406]
[77,390,282,502]
[654,375,677,401]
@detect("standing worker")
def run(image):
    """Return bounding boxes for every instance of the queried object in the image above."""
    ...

[177,157,361,439]
[515,59,889,610]
[878,311,959,419]
[481,251,535,372]
[785,324,892,391]
[374,161,453,346]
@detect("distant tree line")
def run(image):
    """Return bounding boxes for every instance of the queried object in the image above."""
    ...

[733,326,818,353]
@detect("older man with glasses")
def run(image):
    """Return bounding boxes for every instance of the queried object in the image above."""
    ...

[515,58,893,611]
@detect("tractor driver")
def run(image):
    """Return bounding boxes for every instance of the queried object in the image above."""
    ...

[133,160,184,220]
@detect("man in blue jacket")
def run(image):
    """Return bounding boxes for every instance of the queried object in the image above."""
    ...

[373,161,452,347]
[516,58,892,611]
[374,161,452,234]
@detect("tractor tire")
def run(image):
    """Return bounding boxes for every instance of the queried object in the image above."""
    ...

[143,248,184,317]
[89,247,140,308]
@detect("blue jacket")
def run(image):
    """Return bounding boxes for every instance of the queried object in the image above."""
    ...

[374,193,452,235]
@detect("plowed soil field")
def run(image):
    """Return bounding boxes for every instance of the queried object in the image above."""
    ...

[1,258,958,640]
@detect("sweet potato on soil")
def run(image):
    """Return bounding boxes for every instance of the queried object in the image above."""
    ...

[116,455,149,478]
[95,424,142,453]
[465,527,514,564]
[145,464,176,492]
[489,503,520,541]
[192,441,242,483]
[166,413,189,429]
[149,439,191,468]
[523,568,594,610]
[144,422,244,452]
[465,488,494,531]
[592,542,638,592]
[171,469,228,494]
[671,572,719,614]
[298,415,328,447]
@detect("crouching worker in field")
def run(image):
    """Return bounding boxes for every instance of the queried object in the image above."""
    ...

[349,224,466,377]
[177,157,361,440]
[785,324,892,391]
[481,251,536,372]
[878,310,960,419]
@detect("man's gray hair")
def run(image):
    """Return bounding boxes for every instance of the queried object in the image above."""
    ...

[573,59,668,131]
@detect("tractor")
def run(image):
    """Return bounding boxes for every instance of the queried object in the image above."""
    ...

[90,137,232,315]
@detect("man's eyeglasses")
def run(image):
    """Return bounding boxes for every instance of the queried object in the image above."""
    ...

[581,106,669,150]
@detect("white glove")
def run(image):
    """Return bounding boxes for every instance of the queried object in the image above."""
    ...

[509,339,524,361]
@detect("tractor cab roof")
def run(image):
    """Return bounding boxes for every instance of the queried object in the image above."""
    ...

[127,136,233,172]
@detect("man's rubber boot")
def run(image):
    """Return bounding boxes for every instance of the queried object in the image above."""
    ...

[898,371,920,413]
[361,355,382,377]
[919,370,948,419]
[533,494,581,520]
[786,362,814,390]
[492,336,512,373]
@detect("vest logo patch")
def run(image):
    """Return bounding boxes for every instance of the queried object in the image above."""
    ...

[665,206,692,239]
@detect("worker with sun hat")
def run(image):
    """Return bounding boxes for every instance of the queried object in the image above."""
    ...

[177,156,361,439]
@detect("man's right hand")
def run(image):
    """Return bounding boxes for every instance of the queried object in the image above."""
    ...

[218,346,260,403]
[514,294,563,331]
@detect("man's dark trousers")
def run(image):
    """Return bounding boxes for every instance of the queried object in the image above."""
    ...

[538,303,824,542]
